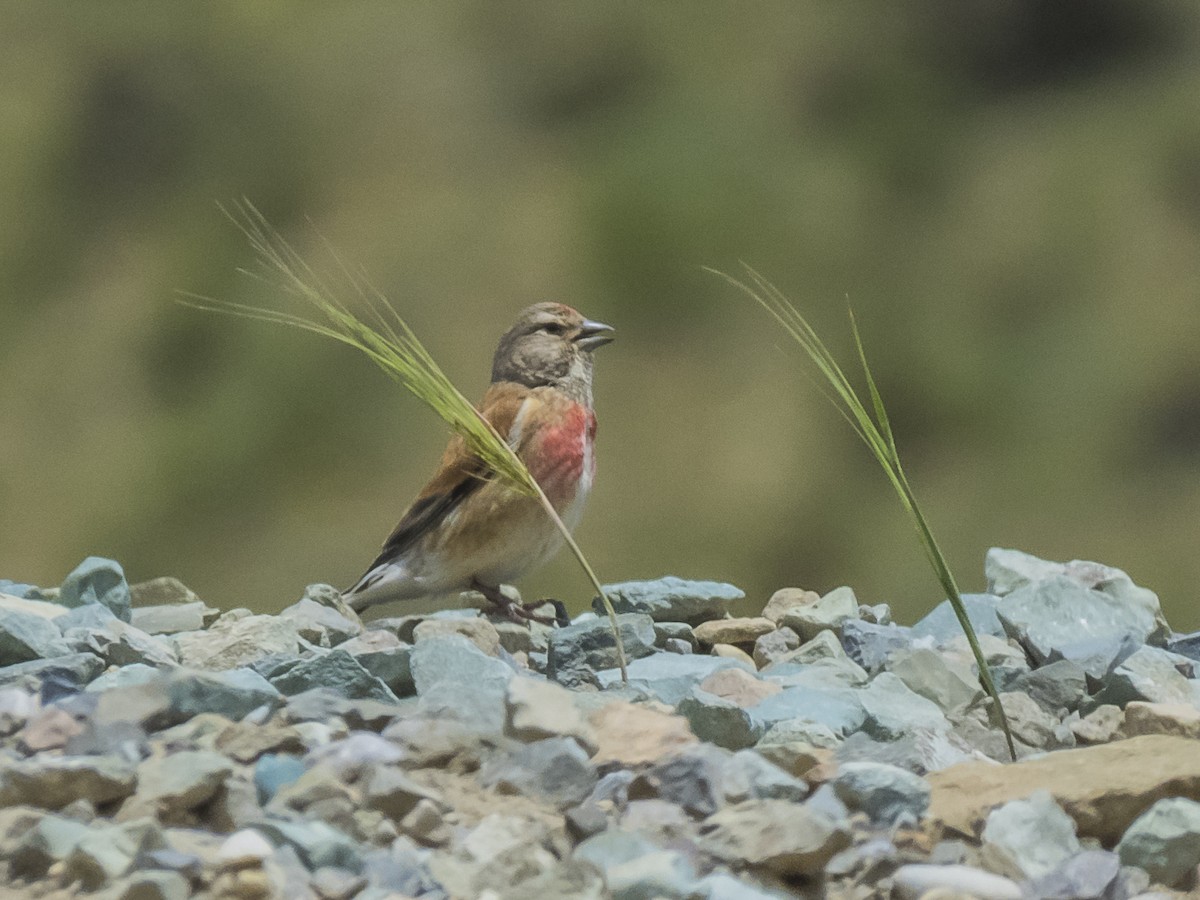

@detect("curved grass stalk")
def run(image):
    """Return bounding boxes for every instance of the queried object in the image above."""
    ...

[709,264,1016,761]
[181,200,627,683]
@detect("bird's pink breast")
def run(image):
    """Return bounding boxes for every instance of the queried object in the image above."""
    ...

[531,403,595,504]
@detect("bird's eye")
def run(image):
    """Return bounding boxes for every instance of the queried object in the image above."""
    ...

[539,322,567,336]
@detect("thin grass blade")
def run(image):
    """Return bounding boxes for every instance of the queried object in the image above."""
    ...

[714,266,1016,760]
[181,202,628,682]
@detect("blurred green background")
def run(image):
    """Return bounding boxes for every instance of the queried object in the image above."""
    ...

[3,2,1200,630]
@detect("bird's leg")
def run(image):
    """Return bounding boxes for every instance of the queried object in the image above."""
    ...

[471,579,562,627]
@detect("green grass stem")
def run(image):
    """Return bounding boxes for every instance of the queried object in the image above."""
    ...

[711,264,1016,761]
[181,201,627,683]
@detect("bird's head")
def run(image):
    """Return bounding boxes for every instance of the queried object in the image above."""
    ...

[491,302,614,401]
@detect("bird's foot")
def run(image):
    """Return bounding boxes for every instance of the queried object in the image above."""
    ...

[471,581,568,627]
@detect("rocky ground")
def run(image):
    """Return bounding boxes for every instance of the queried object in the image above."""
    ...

[1,549,1200,899]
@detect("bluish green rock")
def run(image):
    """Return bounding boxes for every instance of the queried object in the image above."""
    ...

[981,789,1080,880]
[269,649,398,703]
[59,557,132,623]
[594,577,745,625]
[250,818,363,871]
[677,687,762,750]
[0,608,71,663]
[750,682,866,737]
[858,673,951,740]
[1117,797,1200,887]
[996,576,1156,679]
[595,653,752,706]
[831,761,931,827]
[547,613,657,681]
[1092,646,1197,707]
[911,594,1004,643]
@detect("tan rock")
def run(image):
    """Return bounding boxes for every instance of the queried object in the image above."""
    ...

[589,700,697,766]
[711,644,756,667]
[756,743,834,779]
[506,675,598,752]
[693,617,775,647]
[1124,701,1200,739]
[413,617,500,656]
[761,588,819,625]
[1069,704,1124,745]
[928,734,1200,843]
[18,708,84,753]
[698,667,781,708]
[702,799,851,876]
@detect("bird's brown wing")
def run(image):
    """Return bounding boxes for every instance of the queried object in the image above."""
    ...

[355,384,530,576]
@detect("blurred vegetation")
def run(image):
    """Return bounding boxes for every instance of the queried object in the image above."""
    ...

[3,2,1200,629]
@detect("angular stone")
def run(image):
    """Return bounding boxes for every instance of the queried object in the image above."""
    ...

[677,687,762,750]
[929,734,1200,843]
[892,863,1021,900]
[722,749,810,804]
[547,613,656,681]
[1069,704,1124,745]
[269,649,398,703]
[1124,701,1200,739]
[1007,658,1087,715]
[1024,849,1121,900]
[72,617,179,669]
[888,647,983,715]
[0,607,71,662]
[411,634,513,734]
[123,751,233,824]
[981,790,1080,880]
[761,588,819,625]
[991,690,1063,750]
[337,631,414,697]
[479,737,597,808]
[693,617,774,647]
[832,761,931,827]
[505,674,596,750]
[588,700,697,767]
[174,614,304,670]
[711,643,756,667]
[17,707,84,753]
[699,667,781,708]
[91,668,279,731]
[752,626,800,668]
[996,576,1157,679]
[131,601,215,636]
[412,616,500,656]
[1116,796,1200,888]
[250,818,362,871]
[779,586,858,642]
[701,799,851,876]
[8,813,91,878]
[59,556,132,622]
[836,728,977,775]
[1166,630,1200,663]
[628,744,725,816]
[652,621,697,651]
[986,548,1163,624]
[278,597,362,647]
[750,682,866,737]
[595,652,753,706]
[1092,645,1197,707]
[0,756,137,809]
[911,594,1005,643]
[858,673,951,740]
[595,577,745,625]
[63,819,166,890]
[363,766,444,821]
[840,620,913,675]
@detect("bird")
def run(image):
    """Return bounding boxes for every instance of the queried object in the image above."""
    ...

[342,302,614,624]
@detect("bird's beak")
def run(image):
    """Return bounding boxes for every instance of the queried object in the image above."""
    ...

[574,318,615,351]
